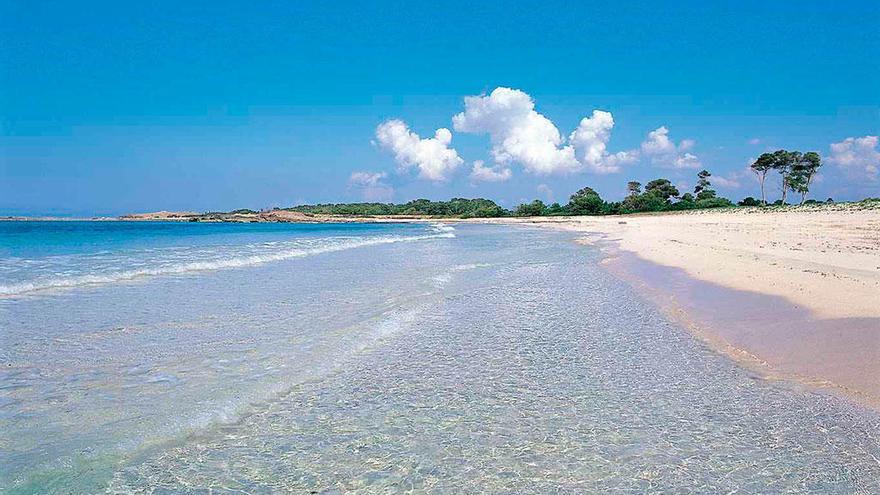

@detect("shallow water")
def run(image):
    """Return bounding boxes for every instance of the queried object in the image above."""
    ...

[1,222,879,493]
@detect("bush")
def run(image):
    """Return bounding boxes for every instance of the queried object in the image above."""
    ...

[737,197,762,207]
[515,200,548,217]
[695,197,735,209]
[567,187,604,215]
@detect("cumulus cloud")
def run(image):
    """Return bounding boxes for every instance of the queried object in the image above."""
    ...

[640,126,701,169]
[469,160,512,183]
[569,110,639,174]
[375,119,463,182]
[452,87,580,175]
[348,171,394,201]
[828,136,879,181]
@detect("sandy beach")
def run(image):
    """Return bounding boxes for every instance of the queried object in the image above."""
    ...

[483,204,880,407]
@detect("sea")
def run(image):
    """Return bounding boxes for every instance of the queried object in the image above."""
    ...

[1,220,879,493]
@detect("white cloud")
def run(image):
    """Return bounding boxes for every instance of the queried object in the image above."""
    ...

[469,160,512,183]
[375,119,463,182]
[569,110,639,174]
[748,138,761,145]
[348,171,394,202]
[536,183,554,202]
[640,126,701,169]
[712,174,741,189]
[828,136,879,181]
[452,87,580,175]
[674,153,701,169]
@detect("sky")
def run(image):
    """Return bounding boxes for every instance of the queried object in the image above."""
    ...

[1,0,878,216]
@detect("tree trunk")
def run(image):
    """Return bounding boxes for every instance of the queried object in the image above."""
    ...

[759,174,766,205]
[781,175,788,205]
[799,174,814,206]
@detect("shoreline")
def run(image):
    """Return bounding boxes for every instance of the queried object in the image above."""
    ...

[603,247,880,411]
[474,208,880,410]
[6,207,879,409]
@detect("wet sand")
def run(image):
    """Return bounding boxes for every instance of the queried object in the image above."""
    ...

[475,205,880,408]
[605,249,880,409]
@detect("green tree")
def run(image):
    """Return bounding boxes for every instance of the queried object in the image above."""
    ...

[515,200,548,216]
[626,181,642,196]
[694,170,710,195]
[738,197,761,207]
[546,202,566,215]
[621,192,667,212]
[694,170,717,200]
[567,187,605,215]
[695,197,735,209]
[750,153,775,206]
[644,178,680,202]
[789,151,822,205]
[771,150,798,204]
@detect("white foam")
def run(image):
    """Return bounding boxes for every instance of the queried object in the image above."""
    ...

[428,223,456,233]
[0,231,454,297]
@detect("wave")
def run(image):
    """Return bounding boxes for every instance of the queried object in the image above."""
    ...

[0,230,454,297]
[428,222,456,234]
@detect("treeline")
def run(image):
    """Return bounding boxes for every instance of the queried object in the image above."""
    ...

[515,175,735,217]
[287,198,507,218]
[279,148,837,219]
[515,148,827,216]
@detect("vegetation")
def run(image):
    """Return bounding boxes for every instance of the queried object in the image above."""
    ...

[750,149,823,205]
[288,198,507,218]
[737,197,762,207]
[510,169,736,218]
[276,150,839,219]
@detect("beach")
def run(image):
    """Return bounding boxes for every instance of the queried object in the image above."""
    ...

[483,204,880,407]
[3,219,880,492]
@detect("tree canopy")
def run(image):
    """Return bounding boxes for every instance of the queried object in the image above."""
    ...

[750,149,822,205]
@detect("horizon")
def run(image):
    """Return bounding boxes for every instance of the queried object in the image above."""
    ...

[2,1,879,217]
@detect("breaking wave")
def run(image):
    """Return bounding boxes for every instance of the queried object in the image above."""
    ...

[0,227,454,297]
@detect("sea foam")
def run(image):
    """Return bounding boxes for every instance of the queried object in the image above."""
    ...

[0,227,454,297]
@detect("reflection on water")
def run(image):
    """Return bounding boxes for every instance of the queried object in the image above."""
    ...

[2,224,879,493]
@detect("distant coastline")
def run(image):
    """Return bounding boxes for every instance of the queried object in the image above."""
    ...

[6,197,878,223]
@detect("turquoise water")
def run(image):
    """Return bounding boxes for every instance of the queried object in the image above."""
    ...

[1,221,879,493]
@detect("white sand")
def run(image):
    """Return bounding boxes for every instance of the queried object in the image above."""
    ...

[495,205,880,320]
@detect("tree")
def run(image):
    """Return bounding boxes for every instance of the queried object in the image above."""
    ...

[546,202,566,215]
[789,151,822,205]
[694,169,717,201]
[644,178,680,202]
[515,199,547,217]
[694,170,710,195]
[771,149,798,205]
[738,197,761,207]
[627,181,642,196]
[568,186,605,215]
[695,197,735,209]
[750,153,775,205]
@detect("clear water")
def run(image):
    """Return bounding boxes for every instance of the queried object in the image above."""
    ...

[1,221,879,493]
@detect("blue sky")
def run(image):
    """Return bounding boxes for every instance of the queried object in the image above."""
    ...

[2,0,878,216]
